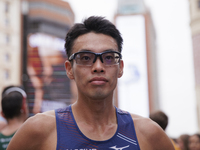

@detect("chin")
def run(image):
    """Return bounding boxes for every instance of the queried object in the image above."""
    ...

[90,91,111,100]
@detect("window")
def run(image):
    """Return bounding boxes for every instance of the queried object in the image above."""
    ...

[5,1,10,13]
[198,0,200,8]
[4,70,10,80]
[4,53,10,62]
[5,34,10,44]
[4,18,10,26]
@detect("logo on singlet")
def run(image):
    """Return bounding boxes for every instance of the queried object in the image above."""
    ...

[66,149,97,150]
[109,145,130,150]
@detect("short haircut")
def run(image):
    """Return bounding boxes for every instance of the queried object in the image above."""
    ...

[1,86,25,119]
[149,110,168,131]
[65,16,123,58]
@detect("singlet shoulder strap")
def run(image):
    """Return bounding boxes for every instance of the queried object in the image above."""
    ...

[116,107,129,115]
[115,107,141,149]
[56,105,71,114]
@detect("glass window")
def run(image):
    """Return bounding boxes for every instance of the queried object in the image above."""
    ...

[5,2,10,13]
[5,18,10,26]
[198,0,200,8]
[5,34,10,44]
[4,53,10,62]
[4,70,10,80]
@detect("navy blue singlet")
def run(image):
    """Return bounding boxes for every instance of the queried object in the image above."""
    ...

[55,105,140,150]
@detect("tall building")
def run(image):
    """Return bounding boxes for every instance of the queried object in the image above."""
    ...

[0,0,22,98]
[189,0,200,131]
[22,0,74,115]
[0,0,74,115]
[115,0,159,116]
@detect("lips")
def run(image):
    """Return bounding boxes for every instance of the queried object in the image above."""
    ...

[89,77,108,85]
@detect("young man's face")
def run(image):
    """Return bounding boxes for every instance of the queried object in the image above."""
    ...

[65,32,123,101]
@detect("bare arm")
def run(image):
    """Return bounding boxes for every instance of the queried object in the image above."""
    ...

[132,115,175,150]
[7,111,56,150]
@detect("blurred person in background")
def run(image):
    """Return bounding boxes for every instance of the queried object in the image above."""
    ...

[177,134,189,150]
[7,16,174,150]
[0,86,28,150]
[149,110,180,150]
[0,117,6,131]
[188,133,200,150]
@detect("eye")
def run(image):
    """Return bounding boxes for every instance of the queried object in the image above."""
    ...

[104,53,115,61]
[77,53,93,62]
[81,56,91,61]
[105,55,114,60]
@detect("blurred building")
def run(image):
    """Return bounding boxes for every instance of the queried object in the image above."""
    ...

[115,0,159,116]
[22,0,74,115]
[189,0,200,131]
[0,0,74,115]
[0,0,22,99]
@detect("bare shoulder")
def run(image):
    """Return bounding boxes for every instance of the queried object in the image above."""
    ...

[27,110,56,131]
[7,110,57,150]
[131,114,175,150]
[19,110,56,136]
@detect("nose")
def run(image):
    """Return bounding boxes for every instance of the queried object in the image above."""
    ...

[92,56,105,73]
[93,54,103,64]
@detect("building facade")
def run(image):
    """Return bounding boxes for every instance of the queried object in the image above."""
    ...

[189,0,200,131]
[0,0,22,100]
[0,0,74,115]
[115,0,159,116]
[22,0,74,115]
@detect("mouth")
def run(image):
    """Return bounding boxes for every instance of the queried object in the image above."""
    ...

[89,77,108,85]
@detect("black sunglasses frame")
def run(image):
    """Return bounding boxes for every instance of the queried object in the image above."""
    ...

[69,51,122,65]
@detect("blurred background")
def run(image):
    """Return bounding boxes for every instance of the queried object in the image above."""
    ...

[0,0,199,139]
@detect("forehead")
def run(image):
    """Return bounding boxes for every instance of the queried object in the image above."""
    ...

[190,135,200,141]
[72,32,118,53]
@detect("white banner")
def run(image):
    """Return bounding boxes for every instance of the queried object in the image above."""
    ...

[116,15,149,117]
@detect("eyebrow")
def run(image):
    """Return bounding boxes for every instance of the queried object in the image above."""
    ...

[78,49,91,52]
[78,49,118,53]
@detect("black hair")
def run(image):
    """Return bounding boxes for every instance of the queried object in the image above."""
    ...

[65,16,123,58]
[1,86,25,119]
[149,110,168,131]
[194,133,200,141]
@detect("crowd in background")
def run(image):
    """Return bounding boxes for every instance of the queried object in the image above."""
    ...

[150,110,200,150]
[175,133,200,150]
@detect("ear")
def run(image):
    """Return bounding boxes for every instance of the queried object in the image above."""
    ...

[65,60,74,80]
[118,60,124,78]
[1,112,5,118]
[21,98,26,112]
[21,98,29,120]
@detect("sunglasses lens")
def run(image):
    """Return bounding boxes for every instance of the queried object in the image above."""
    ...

[102,52,120,65]
[73,52,121,66]
[75,52,95,66]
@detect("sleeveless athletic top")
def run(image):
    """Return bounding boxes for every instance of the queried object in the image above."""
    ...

[55,105,141,150]
[0,132,15,150]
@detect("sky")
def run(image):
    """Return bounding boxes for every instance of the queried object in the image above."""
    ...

[64,0,198,138]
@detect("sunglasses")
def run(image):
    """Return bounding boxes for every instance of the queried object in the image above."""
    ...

[69,51,122,66]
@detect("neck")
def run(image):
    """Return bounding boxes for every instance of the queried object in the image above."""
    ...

[71,98,118,141]
[1,117,25,136]
[72,97,116,125]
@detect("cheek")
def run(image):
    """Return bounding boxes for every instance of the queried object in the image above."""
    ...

[73,68,88,80]
[111,68,120,78]
[109,70,119,85]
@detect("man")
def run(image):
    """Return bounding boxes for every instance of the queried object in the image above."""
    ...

[7,16,175,150]
[149,110,168,131]
[149,110,180,150]
[0,86,28,150]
